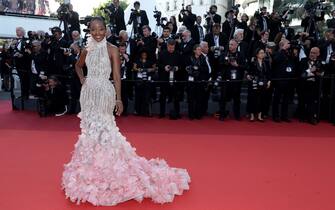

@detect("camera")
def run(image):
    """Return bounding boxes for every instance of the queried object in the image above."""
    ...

[213,46,221,59]
[56,3,70,21]
[80,16,93,26]
[214,75,222,87]
[304,0,329,15]
[103,3,116,16]
[225,56,237,64]
[251,76,266,90]
[186,65,200,79]
[134,33,142,42]
[231,4,240,14]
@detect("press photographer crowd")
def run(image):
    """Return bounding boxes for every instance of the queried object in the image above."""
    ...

[0,0,335,125]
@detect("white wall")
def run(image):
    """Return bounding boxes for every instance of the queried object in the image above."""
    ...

[0,15,59,38]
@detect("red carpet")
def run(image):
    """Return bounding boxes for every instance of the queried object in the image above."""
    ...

[0,100,335,210]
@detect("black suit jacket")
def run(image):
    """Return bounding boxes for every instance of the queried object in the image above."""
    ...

[204,33,228,50]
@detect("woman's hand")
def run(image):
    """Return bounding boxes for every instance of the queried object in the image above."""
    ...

[80,77,86,85]
[267,81,271,89]
[115,100,124,116]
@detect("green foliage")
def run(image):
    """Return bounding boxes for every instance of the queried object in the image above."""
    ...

[92,0,128,24]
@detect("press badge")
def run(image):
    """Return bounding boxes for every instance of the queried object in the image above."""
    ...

[286,67,292,72]
[231,70,237,80]
[188,76,194,81]
[137,72,143,78]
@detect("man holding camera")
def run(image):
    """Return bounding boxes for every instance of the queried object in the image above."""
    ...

[271,39,296,123]
[204,23,228,79]
[158,39,182,119]
[255,7,270,33]
[47,27,69,76]
[204,5,221,34]
[68,4,80,36]
[105,0,126,35]
[14,27,32,99]
[128,1,149,36]
[299,47,324,125]
[218,39,247,121]
[178,5,197,32]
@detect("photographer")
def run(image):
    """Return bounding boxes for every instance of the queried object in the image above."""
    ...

[104,0,126,35]
[157,26,173,53]
[193,16,205,44]
[65,42,82,114]
[38,75,68,117]
[222,10,240,40]
[271,39,296,122]
[128,1,149,36]
[254,7,269,34]
[158,39,182,119]
[299,47,324,125]
[327,10,335,29]
[47,27,70,76]
[204,23,228,78]
[204,5,221,34]
[281,20,295,41]
[68,4,80,36]
[185,45,210,120]
[178,4,197,32]
[301,1,325,40]
[29,40,49,97]
[246,48,271,122]
[218,39,247,121]
[132,49,156,117]
[119,43,133,116]
[136,25,157,62]
[14,27,32,99]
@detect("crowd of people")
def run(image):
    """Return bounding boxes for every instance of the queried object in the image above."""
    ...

[0,0,335,125]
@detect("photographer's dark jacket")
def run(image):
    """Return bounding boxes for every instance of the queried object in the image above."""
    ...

[271,49,297,87]
[31,51,49,75]
[128,10,149,29]
[299,58,324,82]
[14,37,32,71]
[185,55,210,81]
[247,60,271,86]
[48,37,69,75]
[219,50,247,81]
[158,50,182,81]
[178,12,197,31]
[203,33,228,53]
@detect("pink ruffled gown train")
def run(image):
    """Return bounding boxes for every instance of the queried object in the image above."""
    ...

[61,37,191,206]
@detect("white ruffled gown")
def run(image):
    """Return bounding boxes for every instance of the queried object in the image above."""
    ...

[61,37,190,206]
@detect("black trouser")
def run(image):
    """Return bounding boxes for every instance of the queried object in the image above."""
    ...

[18,69,30,98]
[301,81,319,121]
[272,83,293,120]
[220,81,242,119]
[248,86,267,114]
[134,81,151,116]
[69,74,81,114]
[187,82,207,119]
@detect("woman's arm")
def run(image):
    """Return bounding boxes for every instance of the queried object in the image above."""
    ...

[75,48,88,84]
[108,44,123,116]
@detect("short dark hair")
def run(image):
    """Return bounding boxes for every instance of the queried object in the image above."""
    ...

[134,1,140,6]
[163,26,170,31]
[142,25,151,32]
[118,42,127,48]
[167,39,176,46]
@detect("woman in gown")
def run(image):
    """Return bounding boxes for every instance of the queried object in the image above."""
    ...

[62,17,191,206]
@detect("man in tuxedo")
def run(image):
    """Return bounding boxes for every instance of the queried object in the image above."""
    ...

[158,39,182,119]
[299,47,324,124]
[222,10,240,40]
[218,39,247,121]
[136,25,157,63]
[157,26,173,53]
[327,10,335,29]
[128,1,149,36]
[204,23,228,78]
[255,7,270,33]
[271,39,296,122]
[105,0,126,35]
[178,4,197,32]
[204,5,221,34]
[14,26,31,98]
[68,4,80,36]
[281,20,295,41]
[193,16,205,44]
[47,27,69,76]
